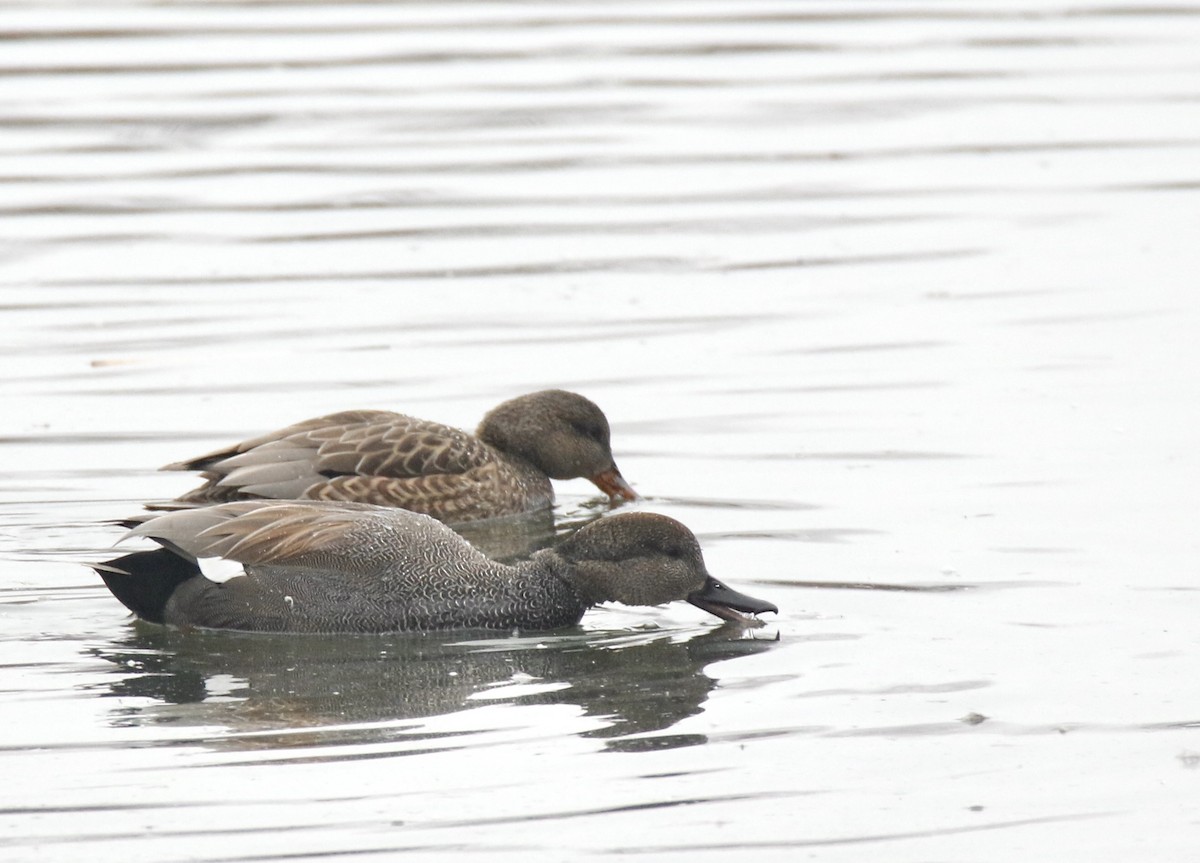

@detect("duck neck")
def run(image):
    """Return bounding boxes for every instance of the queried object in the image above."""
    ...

[526,548,600,609]
[534,548,626,609]
[475,407,525,458]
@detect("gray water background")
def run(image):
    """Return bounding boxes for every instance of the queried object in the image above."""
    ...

[2,2,1200,860]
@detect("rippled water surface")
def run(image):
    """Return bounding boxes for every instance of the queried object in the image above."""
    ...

[3,2,1200,860]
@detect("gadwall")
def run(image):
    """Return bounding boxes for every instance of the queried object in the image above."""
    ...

[163,390,636,523]
[95,502,777,634]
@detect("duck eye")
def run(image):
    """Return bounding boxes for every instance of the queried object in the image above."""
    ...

[570,421,605,443]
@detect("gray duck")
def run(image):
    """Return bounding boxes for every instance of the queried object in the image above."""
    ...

[163,389,637,523]
[95,502,777,634]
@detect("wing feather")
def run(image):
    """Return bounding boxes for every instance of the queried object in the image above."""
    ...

[164,411,495,485]
[124,501,489,579]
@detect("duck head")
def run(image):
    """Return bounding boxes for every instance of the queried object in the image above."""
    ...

[553,512,777,623]
[477,390,637,502]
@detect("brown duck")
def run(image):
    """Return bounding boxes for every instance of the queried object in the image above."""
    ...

[163,390,637,523]
[95,502,778,634]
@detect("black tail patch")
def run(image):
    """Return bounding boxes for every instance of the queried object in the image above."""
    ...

[94,549,199,625]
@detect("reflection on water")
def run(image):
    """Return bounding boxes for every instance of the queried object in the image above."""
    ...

[90,623,778,753]
[450,503,588,561]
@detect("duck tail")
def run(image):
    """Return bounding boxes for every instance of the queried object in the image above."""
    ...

[94,549,199,625]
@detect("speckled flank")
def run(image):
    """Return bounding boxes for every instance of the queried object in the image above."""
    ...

[166,559,586,634]
[311,461,553,524]
[164,391,627,522]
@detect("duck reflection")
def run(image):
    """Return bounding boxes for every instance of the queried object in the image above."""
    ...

[450,501,616,561]
[449,506,567,562]
[90,622,777,752]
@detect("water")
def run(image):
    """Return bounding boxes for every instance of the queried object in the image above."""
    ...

[3,1,1200,859]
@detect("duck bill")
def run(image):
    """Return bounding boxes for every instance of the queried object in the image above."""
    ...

[590,466,638,502]
[688,575,778,624]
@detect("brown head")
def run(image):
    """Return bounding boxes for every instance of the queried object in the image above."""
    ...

[551,512,777,623]
[477,390,637,501]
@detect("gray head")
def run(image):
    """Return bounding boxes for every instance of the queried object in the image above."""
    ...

[476,390,637,501]
[552,512,778,623]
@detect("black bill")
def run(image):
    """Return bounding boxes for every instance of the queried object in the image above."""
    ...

[687,575,778,624]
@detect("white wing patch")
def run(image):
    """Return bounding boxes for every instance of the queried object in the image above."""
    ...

[198,556,247,583]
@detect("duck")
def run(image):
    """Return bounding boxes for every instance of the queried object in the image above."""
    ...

[94,502,777,634]
[161,389,637,523]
